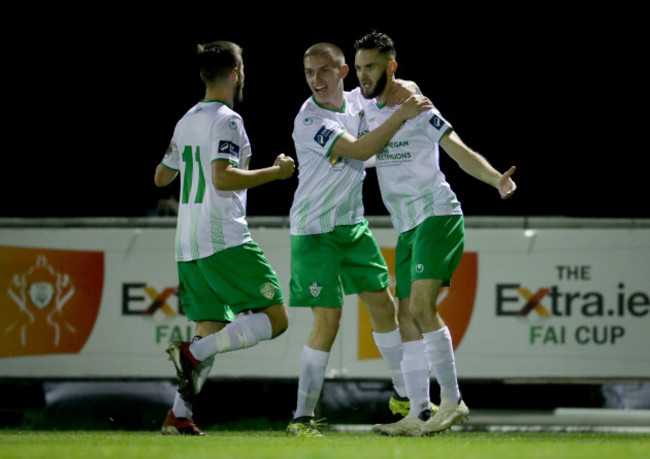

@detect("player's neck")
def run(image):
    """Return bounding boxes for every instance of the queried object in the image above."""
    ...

[322,92,345,111]
[204,85,234,108]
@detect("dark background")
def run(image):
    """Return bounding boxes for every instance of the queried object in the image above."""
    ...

[5,6,645,219]
[1,8,646,429]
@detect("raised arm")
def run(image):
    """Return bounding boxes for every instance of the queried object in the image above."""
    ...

[212,153,295,191]
[333,95,432,161]
[440,130,517,199]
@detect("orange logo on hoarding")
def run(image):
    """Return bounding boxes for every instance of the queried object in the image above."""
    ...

[0,246,104,358]
[358,250,478,359]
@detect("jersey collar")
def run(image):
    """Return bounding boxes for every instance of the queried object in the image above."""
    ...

[200,99,231,108]
[311,95,346,113]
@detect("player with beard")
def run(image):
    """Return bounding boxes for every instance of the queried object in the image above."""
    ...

[353,32,517,436]
[154,40,295,436]
[286,43,434,437]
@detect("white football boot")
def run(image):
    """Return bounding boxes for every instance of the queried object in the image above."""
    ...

[421,397,470,435]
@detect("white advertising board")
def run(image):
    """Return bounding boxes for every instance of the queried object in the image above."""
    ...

[1,221,648,381]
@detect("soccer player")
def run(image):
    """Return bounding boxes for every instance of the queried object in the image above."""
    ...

[286,43,433,437]
[154,40,295,435]
[352,31,517,436]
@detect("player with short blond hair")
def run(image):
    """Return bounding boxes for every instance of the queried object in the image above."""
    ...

[286,42,433,437]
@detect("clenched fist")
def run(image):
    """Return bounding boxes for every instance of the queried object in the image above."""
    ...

[274,153,295,180]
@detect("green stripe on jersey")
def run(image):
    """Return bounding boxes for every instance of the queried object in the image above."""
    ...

[211,211,225,253]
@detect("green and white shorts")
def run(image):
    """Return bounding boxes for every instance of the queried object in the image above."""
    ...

[289,220,390,307]
[394,215,464,299]
[177,241,284,322]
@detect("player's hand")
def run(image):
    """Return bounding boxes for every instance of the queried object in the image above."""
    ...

[385,79,420,107]
[499,166,517,199]
[274,153,295,179]
[398,95,433,120]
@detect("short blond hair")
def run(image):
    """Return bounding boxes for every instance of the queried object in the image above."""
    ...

[304,42,346,66]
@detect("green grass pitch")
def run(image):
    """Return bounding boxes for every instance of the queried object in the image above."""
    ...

[1,429,649,459]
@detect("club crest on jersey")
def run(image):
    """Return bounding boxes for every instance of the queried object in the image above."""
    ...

[429,115,444,130]
[303,117,313,126]
[314,125,334,147]
[218,140,240,159]
[229,120,239,130]
[260,282,276,300]
[309,282,322,298]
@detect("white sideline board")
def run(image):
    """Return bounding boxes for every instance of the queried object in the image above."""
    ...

[1,221,649,380]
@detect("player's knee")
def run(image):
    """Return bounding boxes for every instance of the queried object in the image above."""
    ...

[397,305,412,324]
[409,300,430,324]
[317,314,341,332]
[365,292,397,316]
[268,304,289,338]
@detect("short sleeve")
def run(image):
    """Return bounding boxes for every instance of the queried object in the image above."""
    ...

[293,114,346,158]
[161,142,179,171]
[213,115,245,166]
[421,108,453,143]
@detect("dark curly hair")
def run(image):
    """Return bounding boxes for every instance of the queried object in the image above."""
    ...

[195,41,243,83]
[353,31,396,60]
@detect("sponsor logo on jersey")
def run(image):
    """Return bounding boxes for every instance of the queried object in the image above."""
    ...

[376,151,412,161]
[218,140,240,159]
[429,114,444,130]
[314,125,334,147]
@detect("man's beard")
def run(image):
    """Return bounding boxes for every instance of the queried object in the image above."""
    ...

[362,71,388,99]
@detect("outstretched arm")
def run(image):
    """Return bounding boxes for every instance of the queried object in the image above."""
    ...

[440,130,517,199]
[212,154,295,191]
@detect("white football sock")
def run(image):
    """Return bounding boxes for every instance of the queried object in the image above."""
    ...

[373,329,406,398]
[293,346,330,419]
[172,391,192,419]
[423,326,461,402]
[190,313,272,361]
[401,339,431,416]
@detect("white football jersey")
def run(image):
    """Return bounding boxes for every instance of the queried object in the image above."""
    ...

[289,89,367,235]
[162,100,252,261]
[360,99,463,234]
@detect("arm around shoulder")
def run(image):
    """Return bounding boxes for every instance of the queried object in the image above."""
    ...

[333,95,433,161]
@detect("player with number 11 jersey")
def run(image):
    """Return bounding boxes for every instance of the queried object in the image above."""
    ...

[161,100,253,261]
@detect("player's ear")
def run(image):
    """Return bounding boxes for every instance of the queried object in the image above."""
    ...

[231,67,240,83]
[340,63,349,79]
[389,60,398,75]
